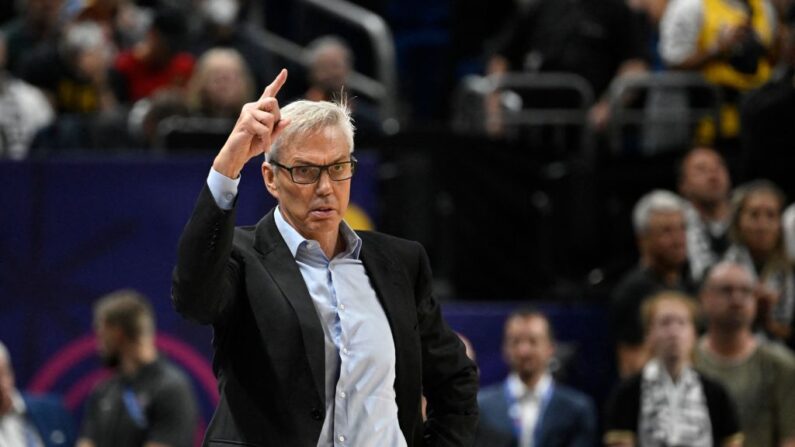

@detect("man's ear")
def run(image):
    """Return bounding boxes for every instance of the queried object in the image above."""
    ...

[262,161,279,199]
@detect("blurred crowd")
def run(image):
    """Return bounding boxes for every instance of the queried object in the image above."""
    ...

[0,0,792,158]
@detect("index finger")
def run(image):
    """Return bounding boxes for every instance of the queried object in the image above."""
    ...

[260,68,288,100]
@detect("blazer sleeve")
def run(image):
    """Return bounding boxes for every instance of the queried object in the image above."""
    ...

[570,394,598,447]
[171,184,242,325]
[413,242,480,446]
[603,375,641,446]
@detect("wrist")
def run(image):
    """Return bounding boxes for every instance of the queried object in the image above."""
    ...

[213,152,242,179]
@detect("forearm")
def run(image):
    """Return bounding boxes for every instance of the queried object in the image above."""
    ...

[171,185,239,324]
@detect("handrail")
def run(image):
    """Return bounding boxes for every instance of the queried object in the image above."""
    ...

[452,72,596,157]
[606,72,724,154]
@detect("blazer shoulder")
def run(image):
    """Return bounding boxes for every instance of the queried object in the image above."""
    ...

[552,383,596,414]
[358,230,422,251]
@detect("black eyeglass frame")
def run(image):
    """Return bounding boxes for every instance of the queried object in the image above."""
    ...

[270,156,358,184]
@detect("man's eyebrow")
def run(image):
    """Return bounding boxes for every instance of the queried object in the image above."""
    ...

[292,155,350,165]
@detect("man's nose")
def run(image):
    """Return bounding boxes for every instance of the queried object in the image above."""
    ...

[315,169,333,194]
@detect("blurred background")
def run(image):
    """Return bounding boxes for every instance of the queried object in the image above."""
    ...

[2,0,794,443]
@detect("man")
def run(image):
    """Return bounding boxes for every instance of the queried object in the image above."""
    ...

[486,0,647,133]
[171,69,478,446]
[0,341,75,447]
[78,290,198,447]
[659,0,777,138]
[604,291,742,447]
[478,310,596,447]
[677,147,732,282]
[695,261,795,447]
[611,190,695,377]
[301,36,382,136]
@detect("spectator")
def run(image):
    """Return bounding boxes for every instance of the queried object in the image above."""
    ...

[659,0,778,139]
[604,291,742,447]
[611,190,695,377]
[478,309,597,447]
[78,290,198,447]
[112,6,194,103]
[21,20,116,115]
[0,31,54,159]
[1,0,64,76]
[724,180,794,344]
[185,47,254,119]
[695,261,795,447]
[190,0,276,94]
[677,147,732,282]
[302,36,383,136]
[486,0,648,134]
[0,341,76,447]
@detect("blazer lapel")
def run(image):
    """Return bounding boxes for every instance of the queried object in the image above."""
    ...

[252,210,326,401]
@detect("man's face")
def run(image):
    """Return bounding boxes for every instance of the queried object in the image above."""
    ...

[648,299,695,364]
[95,320,122,368]
[679,148,730,207]
[738,191,782,257]
[640,210,687,270]
[701,265,756,331]
[263,126,352,242]
[503,316,555,381]
[310,47,350,95]
[0,355,14,414]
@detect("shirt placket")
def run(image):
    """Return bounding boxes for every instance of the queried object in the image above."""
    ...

[329,261,350,446]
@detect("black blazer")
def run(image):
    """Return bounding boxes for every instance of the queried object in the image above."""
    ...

[172,186,479,446]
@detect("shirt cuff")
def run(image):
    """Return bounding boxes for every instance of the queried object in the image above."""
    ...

[207,168,240,210]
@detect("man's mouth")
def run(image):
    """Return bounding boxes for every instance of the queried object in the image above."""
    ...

[310,207,335,218]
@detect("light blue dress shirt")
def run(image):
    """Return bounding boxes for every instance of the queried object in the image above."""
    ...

[207,169,407,447]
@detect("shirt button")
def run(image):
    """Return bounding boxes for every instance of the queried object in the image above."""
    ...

[338,435,346,443]
[342,347,349,355]
[340,391,346,398]
[339,303,346,311]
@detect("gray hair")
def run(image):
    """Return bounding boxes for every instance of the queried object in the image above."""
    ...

[59,21,107,60]
[0,340,10,370]
[702,260,757,288]
[267,99,355,163]
[632,190,685,235]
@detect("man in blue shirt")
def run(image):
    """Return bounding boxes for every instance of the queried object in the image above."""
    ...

[478,310,596,447]
[172,69,479,446]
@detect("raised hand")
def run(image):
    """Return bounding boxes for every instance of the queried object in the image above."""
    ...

[213,69,291,178]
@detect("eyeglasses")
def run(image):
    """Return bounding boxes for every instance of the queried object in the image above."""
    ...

[708,284,754,299]
[270,157,357,184]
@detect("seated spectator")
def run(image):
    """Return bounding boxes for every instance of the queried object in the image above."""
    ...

[185,48,254,119]
[611,190,695,377]
[724,180,795,344]
[604,291,742,447]
[695,261,795,447]
[0,31,54,159]
[0,340,76,447]
[112,6,195,104]
[77,290,198,447]
[302,36,383,136]
[678,147,732,282]
[659,0,778,139]
[478,309,597,447]
[1,0,63,76]
[190,0,276,94]
[485,0,648,134]
[21,20,116,115]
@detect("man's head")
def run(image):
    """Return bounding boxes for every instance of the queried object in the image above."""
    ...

[700,261,757,333]
[677,147,731,210]
[0,341,15,414]
[729,180,786,262]
[262,100,355,242]
[502,310,555,383]
[307,36,353,98]
[633,190,687,271]
[642,291,698,365]
[93,290,156,368]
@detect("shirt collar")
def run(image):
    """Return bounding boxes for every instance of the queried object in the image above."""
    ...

[642,358,697,388]
[9,390,26,415]
[507,372,553,402]
[274,206,362,259]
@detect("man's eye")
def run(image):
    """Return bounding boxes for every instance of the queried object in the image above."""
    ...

[331,164,344,172]
[297,167,313,175]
